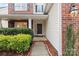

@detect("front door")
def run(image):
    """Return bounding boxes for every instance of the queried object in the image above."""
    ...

[37,24,42,34]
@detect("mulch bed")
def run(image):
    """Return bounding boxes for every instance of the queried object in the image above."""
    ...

[44,40,58,56]
[0,50,29,56]
[0,47,32,56]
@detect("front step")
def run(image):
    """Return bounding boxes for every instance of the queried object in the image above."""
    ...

[34,34,45,37]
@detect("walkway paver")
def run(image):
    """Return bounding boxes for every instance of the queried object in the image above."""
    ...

[30,42,49,56]
[33,37,47,41]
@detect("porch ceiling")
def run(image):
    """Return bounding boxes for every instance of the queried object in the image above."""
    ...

[0,14,48,20]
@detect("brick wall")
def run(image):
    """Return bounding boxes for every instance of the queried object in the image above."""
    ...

[8,3,33,14]
[62,3,79,55]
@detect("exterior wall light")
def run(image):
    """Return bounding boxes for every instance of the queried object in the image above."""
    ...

[70,3,78,17]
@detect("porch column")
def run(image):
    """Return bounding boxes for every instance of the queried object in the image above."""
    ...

[28,18,32,29]
[1,18,8,28]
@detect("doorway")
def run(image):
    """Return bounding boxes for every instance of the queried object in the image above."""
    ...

[37,24,42,34]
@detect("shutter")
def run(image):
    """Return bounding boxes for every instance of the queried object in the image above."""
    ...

[36,5,37,12]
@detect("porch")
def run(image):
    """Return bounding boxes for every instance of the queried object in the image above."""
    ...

[0,14,48,36]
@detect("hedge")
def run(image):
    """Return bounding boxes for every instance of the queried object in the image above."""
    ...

[0,34,32,53]
[0,28,34,37]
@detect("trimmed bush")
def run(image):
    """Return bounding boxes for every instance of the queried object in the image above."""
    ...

[0,34,32,53]
[0,28,34,37]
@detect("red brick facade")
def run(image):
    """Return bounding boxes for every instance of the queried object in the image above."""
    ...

[62,3,79,54]
[8,3,33,14]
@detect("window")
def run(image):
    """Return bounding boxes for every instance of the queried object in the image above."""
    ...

[0,3,8,9]
[14,3,27,11]
[15,22,27,28]
[35,4,43,12]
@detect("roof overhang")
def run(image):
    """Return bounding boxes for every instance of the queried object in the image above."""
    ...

[44,3,53,13]
[0,14,48,20]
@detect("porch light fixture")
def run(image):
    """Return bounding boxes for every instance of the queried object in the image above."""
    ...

[70,3,78,17]
[70,3,78,33]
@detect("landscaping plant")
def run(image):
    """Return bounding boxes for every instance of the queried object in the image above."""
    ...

[0,28,34,46]
[0,28,34,37]
[0,34,32,53]
[64,24,75,56]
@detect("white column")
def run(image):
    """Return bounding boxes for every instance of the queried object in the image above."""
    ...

[58,3,62,56]
[28,18,32,29]
[1,18,8,28]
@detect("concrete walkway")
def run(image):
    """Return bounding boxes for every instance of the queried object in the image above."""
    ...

[33,37,47,41]
[30,42,49,56]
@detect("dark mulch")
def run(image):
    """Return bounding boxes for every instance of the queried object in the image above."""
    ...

[0,50,29,56]
[44,40,58,56]
[0,47,31,56]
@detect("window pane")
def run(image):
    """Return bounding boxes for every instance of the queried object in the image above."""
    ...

[36,4,43,12]
[15,3,27,11]
[37,5,43,12]
[0,3,8,9]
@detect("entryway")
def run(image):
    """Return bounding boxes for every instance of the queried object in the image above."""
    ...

[37,24,42,34]
[33,20,46,36]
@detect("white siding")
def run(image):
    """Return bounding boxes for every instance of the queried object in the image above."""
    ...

[46,3,62,55]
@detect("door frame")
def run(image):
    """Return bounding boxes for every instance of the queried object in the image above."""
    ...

[33,20,45,36]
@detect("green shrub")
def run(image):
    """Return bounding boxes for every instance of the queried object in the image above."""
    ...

[0,28,34,37]
[0,34,32,53]
[64,24,75,56]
